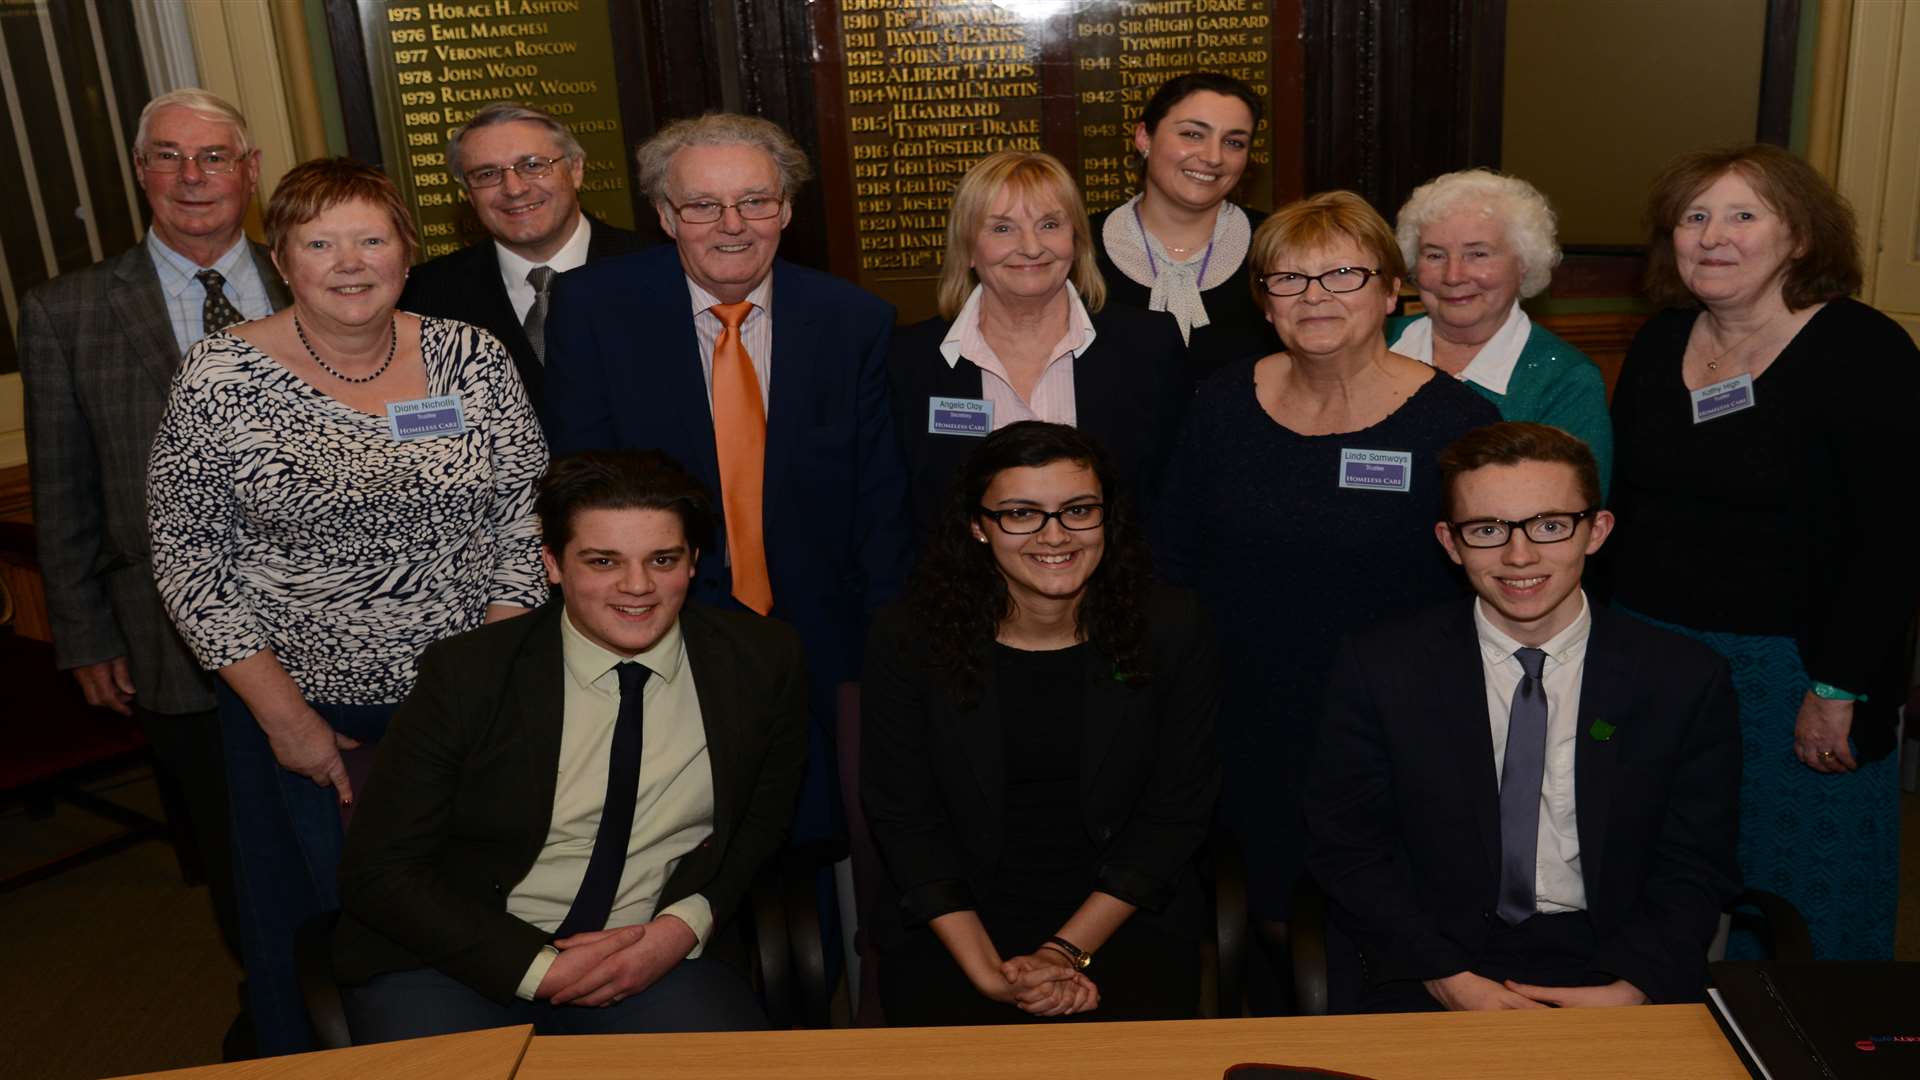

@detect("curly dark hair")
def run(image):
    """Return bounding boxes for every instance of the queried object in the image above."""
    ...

[907,422,1154,700]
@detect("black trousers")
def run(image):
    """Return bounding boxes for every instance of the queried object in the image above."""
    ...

[138,704,241,961]
[1348,910,1609,1013]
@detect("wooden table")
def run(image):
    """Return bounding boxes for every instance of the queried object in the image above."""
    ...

[109,1024,532,1080]
[514,1005,1749,1080]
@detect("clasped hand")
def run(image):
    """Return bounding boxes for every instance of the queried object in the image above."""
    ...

[537,915,698,1007]
[1424,970,1646,1010]
[984,949,1099,1018]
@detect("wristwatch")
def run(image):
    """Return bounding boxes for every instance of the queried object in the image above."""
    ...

[1046,935,1093,971]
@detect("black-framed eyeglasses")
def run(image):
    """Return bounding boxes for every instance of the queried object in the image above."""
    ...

[1259,266,1383,297]
[1447,509,1599,549]
[140,148,243,175]
[463,156,563,189]
[670,195,785,224]
[976,504,1106,535]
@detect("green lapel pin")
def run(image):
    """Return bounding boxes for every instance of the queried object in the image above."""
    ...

[1589,719,1616,742]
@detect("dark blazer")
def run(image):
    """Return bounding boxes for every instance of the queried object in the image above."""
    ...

[886,303,1189,541]
[18,243,289,714]
[542,243,913,689]
[1089,204,1278,381]
[397,216,647,412]
[1305,602,1741,1006]
[860,587,1221,950]
[333,600,809,1004]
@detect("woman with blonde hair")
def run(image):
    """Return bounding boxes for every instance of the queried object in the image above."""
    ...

[888,150,1186,541]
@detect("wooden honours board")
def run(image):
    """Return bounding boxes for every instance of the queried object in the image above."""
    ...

[816,0,1287,318]
[356,0,636,260]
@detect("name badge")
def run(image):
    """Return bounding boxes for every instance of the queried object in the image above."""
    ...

[928,395,992,437]
[1690,373,1756,424]
[1338,448,1414,492]
[386,395,466,442]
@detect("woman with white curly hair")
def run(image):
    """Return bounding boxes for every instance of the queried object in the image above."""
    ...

[1388,169,1613,494]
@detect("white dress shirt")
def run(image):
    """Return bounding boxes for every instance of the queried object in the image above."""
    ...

[1394,301,1532,396]
[496,212,591,322]
[936,282,1097,428]
[1474,590,1592,914]
[510,608,717,998]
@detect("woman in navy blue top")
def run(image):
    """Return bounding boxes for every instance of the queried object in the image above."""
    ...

[1158,191,1497,962]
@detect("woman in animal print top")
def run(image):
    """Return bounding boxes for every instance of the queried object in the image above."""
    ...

[147,158,547,1055]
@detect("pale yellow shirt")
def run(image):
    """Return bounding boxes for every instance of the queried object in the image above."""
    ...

[511,609,717,999]
[1475,591,1592,915]
[937,282,1097,428]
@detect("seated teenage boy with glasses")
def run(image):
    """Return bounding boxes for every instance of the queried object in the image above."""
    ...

[1305,421,1741,1013]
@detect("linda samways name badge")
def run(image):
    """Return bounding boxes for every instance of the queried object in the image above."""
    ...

[1338,448,1414,492]
[1690,372,1756,424]
[928,396,993,437]
[386,395,466,442]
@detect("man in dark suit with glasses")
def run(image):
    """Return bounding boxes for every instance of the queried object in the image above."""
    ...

[399,102,646,414]
[1307,421,1741,1013]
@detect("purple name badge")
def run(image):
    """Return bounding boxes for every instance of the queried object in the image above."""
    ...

[928,395,993,437]
[386,395,466,442]
[1690,372,1756,424]
[1338,448,1414,492]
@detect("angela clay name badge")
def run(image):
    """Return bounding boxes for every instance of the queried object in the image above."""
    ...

[1690,372,1756,424]
[1338,448,1414,492]
[386,394,466,442]
[928,395,993,437]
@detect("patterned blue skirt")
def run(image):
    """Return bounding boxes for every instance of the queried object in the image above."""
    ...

[1622,609,1898,960]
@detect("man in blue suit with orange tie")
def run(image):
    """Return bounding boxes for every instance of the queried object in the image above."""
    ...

[543,113,912,861]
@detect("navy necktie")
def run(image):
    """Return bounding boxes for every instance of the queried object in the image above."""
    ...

[195,269,244,335]
[556,661,650,937]
[1496,646,1549,926]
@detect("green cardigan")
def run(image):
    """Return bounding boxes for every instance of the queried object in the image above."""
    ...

[1387,314,1613,499]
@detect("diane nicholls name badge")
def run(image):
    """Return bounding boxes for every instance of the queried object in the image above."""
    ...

[1338,448,1414,492]
[928,396,993,437]
[387,395,466,442]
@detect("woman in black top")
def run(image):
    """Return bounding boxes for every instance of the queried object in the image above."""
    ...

[1091,72,1277,377]
[862,422,1220,1026]
[1609,144,1920,960]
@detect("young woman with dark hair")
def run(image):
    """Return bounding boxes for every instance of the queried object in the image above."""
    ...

[860,421,1220,1026]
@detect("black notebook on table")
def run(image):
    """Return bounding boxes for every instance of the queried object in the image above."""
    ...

[1707,961,1920,1079]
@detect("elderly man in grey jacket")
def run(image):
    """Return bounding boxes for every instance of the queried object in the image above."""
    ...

[18,88,289,987]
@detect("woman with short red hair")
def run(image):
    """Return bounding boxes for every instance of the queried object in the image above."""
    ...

[148,158,548,1054]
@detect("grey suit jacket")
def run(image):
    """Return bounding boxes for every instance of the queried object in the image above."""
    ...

[18,241,289,714]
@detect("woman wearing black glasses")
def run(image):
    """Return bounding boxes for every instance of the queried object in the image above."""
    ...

[862,421,1220,1026]
[1156,192,1497,990]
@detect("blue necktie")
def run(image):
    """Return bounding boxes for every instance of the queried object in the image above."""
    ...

[1496,647,1549,926]
[555,661,649,937]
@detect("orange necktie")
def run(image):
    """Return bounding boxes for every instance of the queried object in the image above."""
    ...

[709,302,772,615]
